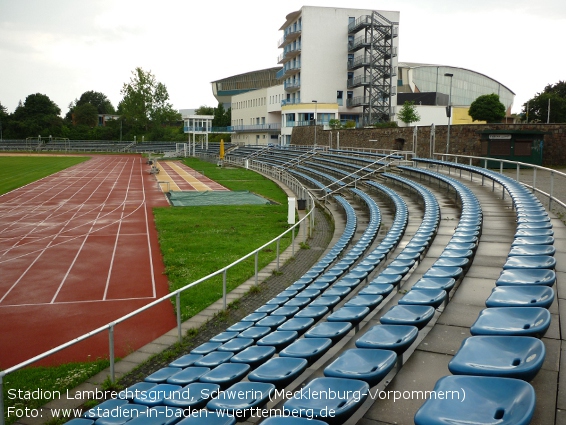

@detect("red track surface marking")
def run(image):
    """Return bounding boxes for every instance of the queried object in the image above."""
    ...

[0,155,176,368]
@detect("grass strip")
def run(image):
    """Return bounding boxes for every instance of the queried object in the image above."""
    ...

[154,157,293,320]
[0,156,89,195]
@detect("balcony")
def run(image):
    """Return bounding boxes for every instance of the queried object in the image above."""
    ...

[348,35,371,52]
[231,123,281,133]
[347,75,371,89]
[281,98,301,106]
[278,23,302,48]
[284,79,301,92]
[277,43,301,64]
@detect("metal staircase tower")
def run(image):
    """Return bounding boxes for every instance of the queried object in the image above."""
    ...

[347,11,398,126]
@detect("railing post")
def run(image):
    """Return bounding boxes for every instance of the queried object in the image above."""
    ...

[292,227,295,256]
[532,168,537,194]
[222,270,227,310]
[176,293,182,342]
[276,239,280,271]
[516,163,520,182]
[550,171,554,210]
[254,252,259,286]
[108,324,115,383]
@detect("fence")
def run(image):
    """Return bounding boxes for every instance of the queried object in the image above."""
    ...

[0,166,315,425]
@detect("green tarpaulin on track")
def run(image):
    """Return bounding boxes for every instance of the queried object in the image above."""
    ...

[168,190,271,207]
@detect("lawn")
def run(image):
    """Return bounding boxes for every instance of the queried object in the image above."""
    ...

[154,157,293,320]
[0,156,89,195]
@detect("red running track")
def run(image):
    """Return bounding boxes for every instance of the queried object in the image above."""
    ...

[0,155,176,368]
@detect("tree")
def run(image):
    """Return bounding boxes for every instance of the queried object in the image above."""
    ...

[118,67,180,132]
[468,93,506,123]
[522,81,566,123]
[195,105,214,115]
[398,101,421,126]
[10,93,63,137]
[213,102,231,127]
[73,103,99,127]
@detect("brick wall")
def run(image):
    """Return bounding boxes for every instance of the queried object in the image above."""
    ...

[291,124,566,166]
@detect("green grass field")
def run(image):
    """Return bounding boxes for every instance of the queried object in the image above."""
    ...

[0,156,89,196]
[154,157,293,320]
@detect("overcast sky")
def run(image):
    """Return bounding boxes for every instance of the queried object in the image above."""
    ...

[1,0,564,116]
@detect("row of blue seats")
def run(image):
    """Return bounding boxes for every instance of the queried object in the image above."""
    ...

[413,158,554,425]
[278,170,486,423]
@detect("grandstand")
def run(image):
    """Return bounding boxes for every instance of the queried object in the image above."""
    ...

[4,144,563,425]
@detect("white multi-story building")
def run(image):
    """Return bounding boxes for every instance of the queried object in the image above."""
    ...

[216,6,400,145]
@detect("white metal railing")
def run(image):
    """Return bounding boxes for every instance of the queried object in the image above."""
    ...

[431,153,566,212]
[0,164,315,425]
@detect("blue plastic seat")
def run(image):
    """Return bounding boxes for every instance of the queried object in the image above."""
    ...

[433,257,470,268]
[512,236,554,245]
[309,295,341,310]
[133,383,181,406]
[344,294,384,309]
[277,289,298,298]
[175,410,236,425]
[210,331,239,343]
[508,245,556,256]
[255,304,279,314]
[248,357,308,388]
[515,228,554,237]
[369,274,403,286]
[163,382,220,408]
[207,382,275,416]
[217,337,254,353]
[333,277,362,287]
[240,312,267,322]
[502,255,556,270]
[359,283,394,296]
[279,337,333,364]
[423,266,463,279]
[168,354,202,368]
[255,315,287,329]
[266,296,290,305]
[257,330,299,350]
[322,286,351,298]
[229,345,276,368]
[199,363,251,389]
[517,221,552,229]
[300,289,322,298]
[327,306,370,327]
[412,277,455,292]
[324,348,397,386]
[144,367,182,383]
[237,326,271,341]
[380,305,436,330]
[448,336,545,381]
[304,321,353,342]
[470,307,551,338]
[486,286,555,309]
[284,297,311,308]
[166,367,210,385]
[277,317,315,334]
[226,321,254,332]
[355,324,418,354]
[65,420,94,425]
[294,305,329,319]
[309,281,331,291]
[193,351,234,368]
[439,249,474,258]
[414,375,535,425]
[399,289,446,309]
[496,269,556,286]
[282,377,369,424]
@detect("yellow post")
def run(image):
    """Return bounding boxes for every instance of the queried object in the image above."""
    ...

[220,139,225,160]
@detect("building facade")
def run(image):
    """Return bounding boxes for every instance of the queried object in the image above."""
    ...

[217,6,400,145]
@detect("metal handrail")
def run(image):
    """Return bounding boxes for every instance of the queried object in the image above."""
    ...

[0,163,315,425]
[432,153,566,211]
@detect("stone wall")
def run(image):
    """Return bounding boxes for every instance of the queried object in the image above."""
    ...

[291,124,566,166]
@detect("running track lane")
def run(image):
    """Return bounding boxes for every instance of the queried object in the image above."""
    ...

[0,155,176,368]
